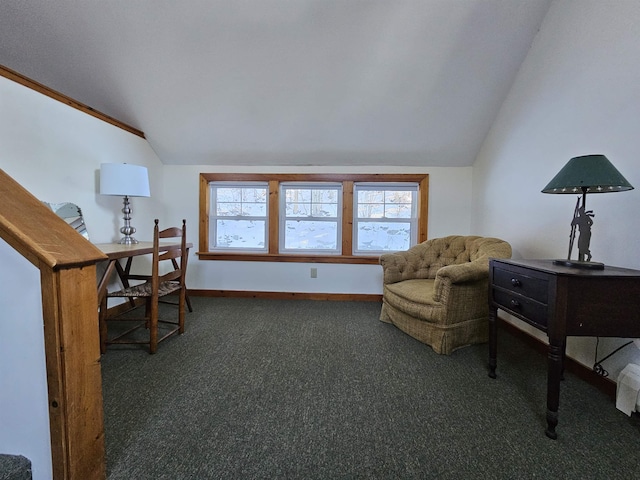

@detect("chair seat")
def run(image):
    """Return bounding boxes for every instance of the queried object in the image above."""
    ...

[384,279,444,319]
[108,280,181,298]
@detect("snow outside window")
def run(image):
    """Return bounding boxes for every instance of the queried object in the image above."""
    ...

[209,182,268,252]
[353,183,418,254]
[279,183,342,254]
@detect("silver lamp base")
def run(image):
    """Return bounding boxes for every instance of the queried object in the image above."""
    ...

[118,236,139,245]
[118,195,139,244]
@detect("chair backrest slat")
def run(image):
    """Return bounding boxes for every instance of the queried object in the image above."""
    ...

[159,249,182,262]
[159,227,183,238]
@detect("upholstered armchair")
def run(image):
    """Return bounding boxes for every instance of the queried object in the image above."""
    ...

[379,235,512,354]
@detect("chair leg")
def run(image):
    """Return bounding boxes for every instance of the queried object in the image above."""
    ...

[149,297,159,354]
[144,297,152,328]
[185,289,193,313]
[178,288,186,334]
[172,257,193,313]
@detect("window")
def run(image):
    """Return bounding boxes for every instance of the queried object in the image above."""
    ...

[280,183,342,254]
[209,182,268,252]
[353,183,418,255]
[199,174,428,264]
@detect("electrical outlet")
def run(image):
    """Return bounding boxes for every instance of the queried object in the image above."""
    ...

[310,267,317,278]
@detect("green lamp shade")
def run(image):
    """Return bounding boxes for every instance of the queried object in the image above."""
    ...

[541,154,634,194]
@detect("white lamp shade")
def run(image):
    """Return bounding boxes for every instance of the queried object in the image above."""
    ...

[100,163,150,197]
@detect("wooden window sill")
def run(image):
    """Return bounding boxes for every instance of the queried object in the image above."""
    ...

[196,252,381,265]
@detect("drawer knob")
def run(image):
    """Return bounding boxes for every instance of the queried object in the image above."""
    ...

[511,278,521,287]
[510,299,521,308]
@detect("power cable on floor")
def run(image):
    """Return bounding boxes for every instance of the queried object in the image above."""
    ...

[593,337,633,377]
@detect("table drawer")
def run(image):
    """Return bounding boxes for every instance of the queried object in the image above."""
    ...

[493,268,548,304]
[493,289,548,329]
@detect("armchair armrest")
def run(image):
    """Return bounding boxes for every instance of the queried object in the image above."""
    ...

[432,257,490,303]
[379,251,414,285]
[435,257,489,284]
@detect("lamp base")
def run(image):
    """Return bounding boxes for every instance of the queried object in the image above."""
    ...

[552,259,605,270]
[118,195,139,245]
[118,236,139,245]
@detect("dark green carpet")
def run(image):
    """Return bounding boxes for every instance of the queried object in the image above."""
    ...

[101,297,640,479]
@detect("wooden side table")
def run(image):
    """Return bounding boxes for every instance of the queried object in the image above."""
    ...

[488,258,640,439]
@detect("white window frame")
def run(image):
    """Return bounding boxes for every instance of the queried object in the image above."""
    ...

[209,181,269,253]
[279,182,343,255]
[352,182,419,255]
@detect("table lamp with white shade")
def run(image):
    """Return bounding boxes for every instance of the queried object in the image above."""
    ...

[99,163,150,244]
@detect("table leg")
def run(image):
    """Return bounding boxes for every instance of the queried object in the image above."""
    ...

[545,339,563,439]
[97,260,117,308]
[561,339,567,381]
[115,258,136,308]
[488,305,498,379]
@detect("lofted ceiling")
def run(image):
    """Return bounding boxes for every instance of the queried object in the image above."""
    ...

[0,0,551,167]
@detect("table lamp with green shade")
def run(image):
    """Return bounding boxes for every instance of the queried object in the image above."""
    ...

[541,154,633,269]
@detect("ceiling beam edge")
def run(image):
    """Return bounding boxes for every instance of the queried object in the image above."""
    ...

[0,64,145,139]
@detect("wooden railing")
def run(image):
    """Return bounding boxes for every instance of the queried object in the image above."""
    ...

[0,169,107,479]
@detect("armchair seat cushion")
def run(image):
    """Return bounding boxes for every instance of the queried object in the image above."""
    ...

[383,279,444,320]
[379,235,511,354]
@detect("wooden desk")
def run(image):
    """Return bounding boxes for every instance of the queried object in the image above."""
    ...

[488,258,640,439]
[95,241,192,260]
[95,241,192,307]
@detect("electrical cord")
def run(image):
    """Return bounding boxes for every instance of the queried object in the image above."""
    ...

[593,337,633,377]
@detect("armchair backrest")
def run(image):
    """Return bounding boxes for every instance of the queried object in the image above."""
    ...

[467,236,513,263]
[415,235,480,275]
[380,235,512,284]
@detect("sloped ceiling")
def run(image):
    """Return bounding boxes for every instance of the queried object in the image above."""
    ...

[0,0,551,166]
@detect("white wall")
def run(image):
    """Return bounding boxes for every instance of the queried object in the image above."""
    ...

[164,164,472,294]
[0,239,50,480]
[0,76,166,480]
[472,0,640,379]
[0,78,166,242]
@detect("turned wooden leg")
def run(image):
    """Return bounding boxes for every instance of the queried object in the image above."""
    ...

[488,305,498,379]
[545,340,563,439]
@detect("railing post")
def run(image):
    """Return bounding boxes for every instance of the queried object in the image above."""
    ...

[0,169,107,479]
[41,266,105,479]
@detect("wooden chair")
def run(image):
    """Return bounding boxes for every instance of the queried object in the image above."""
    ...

[99,219,188,354]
